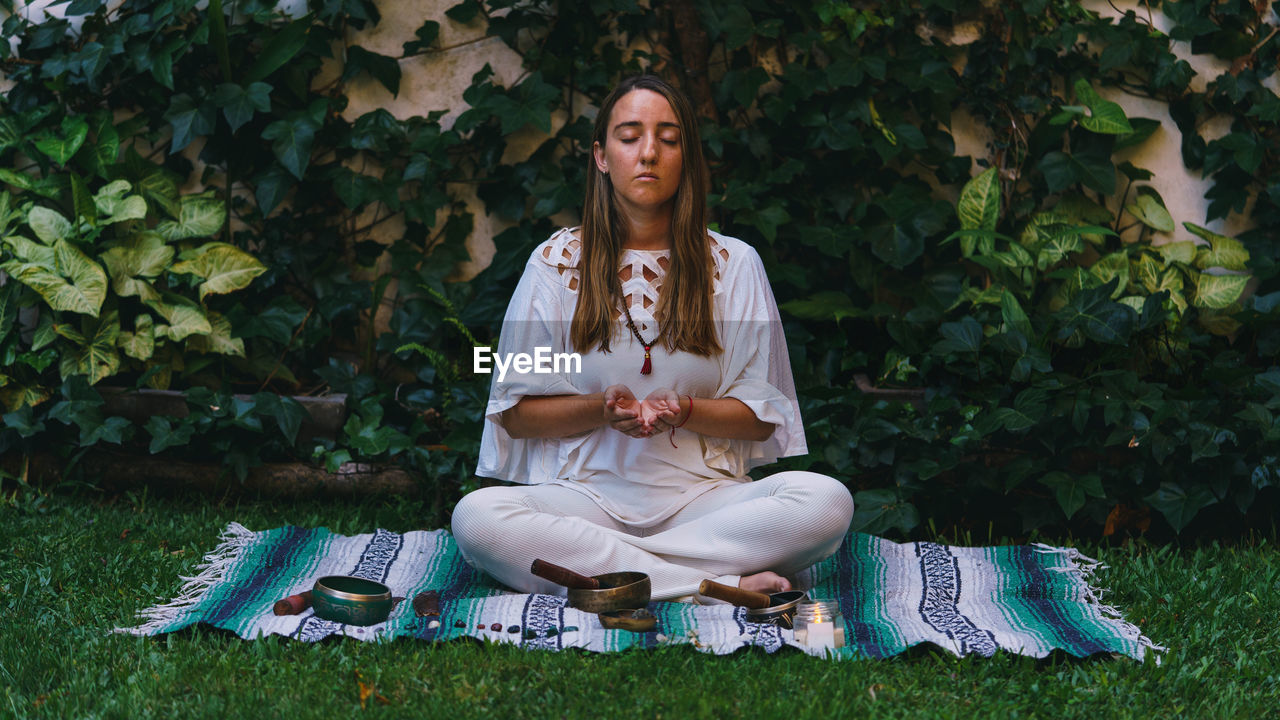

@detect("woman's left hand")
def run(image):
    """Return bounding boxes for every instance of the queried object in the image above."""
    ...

[638,389,685,433]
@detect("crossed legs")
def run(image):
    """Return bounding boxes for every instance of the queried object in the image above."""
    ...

[450,471,854,600]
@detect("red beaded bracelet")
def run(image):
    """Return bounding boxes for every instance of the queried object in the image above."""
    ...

[669,395,692,448]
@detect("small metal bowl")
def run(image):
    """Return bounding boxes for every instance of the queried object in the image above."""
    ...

[311,575,393,626]
[566,571,650,613]
[745,590,808,629]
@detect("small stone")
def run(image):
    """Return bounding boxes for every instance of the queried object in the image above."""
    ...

[454,620,466,628]
[522,629,538,639]
[507,625,521,634]
[427,620,440,629]
[562,626,578,633]
[546,627,558,636]
[476,623,486,630]
[656,633,668,643]
[490,623,502,631]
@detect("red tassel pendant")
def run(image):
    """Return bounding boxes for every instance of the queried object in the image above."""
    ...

[640,345,652,375]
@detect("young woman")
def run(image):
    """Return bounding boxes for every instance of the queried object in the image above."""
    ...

[452,75,853,601]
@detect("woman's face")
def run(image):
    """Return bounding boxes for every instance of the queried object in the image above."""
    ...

[593,89,684,218]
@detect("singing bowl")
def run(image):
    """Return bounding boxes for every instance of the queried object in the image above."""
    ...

[565,571,650,613]
[745,590,808,629]
[311,575,393,626]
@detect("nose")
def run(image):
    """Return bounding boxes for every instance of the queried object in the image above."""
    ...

[640,134,658,164]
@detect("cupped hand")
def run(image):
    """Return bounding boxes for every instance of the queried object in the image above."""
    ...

[603,385,652,438]
[639,389,683,432]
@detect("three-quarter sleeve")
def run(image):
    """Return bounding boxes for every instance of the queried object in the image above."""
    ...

[703,236,807,474]
[475,247,583,484]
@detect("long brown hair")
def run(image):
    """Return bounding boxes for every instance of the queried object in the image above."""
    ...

[570,75,720,357]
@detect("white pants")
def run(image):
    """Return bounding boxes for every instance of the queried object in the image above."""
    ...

[450,471,854,600]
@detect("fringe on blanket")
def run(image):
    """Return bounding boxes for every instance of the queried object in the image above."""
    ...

[1032,543,1167,663]
[112,522,256,636]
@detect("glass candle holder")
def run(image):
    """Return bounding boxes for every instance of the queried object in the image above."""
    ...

[791,600,845,649]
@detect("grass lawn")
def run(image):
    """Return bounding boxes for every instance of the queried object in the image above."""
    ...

[1,488,1277,719]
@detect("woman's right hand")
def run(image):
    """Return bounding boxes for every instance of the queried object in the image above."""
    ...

[603,385,652,438]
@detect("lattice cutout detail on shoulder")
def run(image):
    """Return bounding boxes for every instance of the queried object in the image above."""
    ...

[538,229,729,333]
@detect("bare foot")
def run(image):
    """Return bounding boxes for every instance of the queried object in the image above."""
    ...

[739,571,791,594]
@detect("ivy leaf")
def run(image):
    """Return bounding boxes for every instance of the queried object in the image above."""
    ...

[235,295,309,343]
[330,166,379,209]
[33,116,89,165]
[170,242,267,300]
[1193,272,1249,309]
[213,82,272,133]
[262,117,317,180]
[163,94,216,153]
[145,415,195,454]
[403,20,440,55]
[850,489,920,535]
[343,46,402,97]
[489,72,560,134]
[1038,151,1116,195]
[1039,472,1104,519]
[1073,79,1134,134]
[1054,278,1133,344]
[244,16,313,83]
[1145,481,1217,533]
[957,167,1000,232]
[80,415,132,446]
[1,406,46,437]
[445,0,481,23]
[253,164,295,216]
[156,194,225,240]
[1125,190,1174,232]
[251,392,310,445]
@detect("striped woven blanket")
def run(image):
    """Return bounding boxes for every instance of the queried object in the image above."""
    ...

[117,524,1163,661]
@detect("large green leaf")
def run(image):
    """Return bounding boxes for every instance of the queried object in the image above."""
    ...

[163,94,216,153]
[93,180,148,224]
[185,310,244,357]
[779,291,863,322]
[1000,289,1033,338]
[100,232,173,301]
[0,240,108,316]
[850,489,920,535]
[1194,272,1249,309]
[1090,252,1130,298]
[146,293,212,340]
[1125,191,1174,233]
[118,313,155,361]
[4,235,56,265]
[58,311,121,384]
[1185,222,1249,271]
[28,206,72,244]
[156,195,225,240]
[1131,253,1162,292]
[170,242,267,300]
[1035,229,1085,270]
[1154,240,1196,266]
[1073,79,1135,134]
[957,167,1000,235]
[33,116,89,165]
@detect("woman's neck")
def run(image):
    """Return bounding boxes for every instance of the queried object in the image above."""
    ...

[619,206,674,251]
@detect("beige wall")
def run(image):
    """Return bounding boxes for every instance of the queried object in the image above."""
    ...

[2,0,1258,268]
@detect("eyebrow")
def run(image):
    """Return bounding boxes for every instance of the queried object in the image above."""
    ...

[612,121,681,131]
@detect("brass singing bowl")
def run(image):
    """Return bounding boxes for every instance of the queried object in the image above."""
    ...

[745,590,808,629]
[565,571,651,613]
[311,575,394,626]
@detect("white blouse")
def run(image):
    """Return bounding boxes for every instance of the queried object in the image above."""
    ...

[475,227,806,526]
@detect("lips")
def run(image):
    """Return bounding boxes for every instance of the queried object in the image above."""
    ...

[637,173,658,181]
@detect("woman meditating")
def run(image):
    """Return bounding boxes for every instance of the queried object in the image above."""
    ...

[452,75,853,601]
